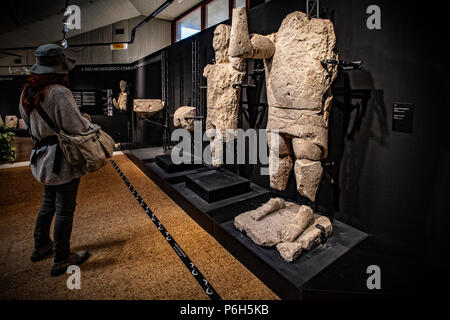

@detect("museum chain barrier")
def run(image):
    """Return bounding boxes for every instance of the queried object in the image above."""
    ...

[110,160,222,300]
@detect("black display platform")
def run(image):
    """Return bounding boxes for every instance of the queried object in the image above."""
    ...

[173,180,269,214]
[126,146,167,162]
[185,169,252,203]
[123,149,369,299]
[221,218,367,296]
[147,162,212,185]
[155,154,204,174]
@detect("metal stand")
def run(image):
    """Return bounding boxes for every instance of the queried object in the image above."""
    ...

[162,50,171,151]
[235,60,268,130]
[306,0,320,18]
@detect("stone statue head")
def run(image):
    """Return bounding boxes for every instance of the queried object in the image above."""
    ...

[119,80,127,93]
[213,24,231,64]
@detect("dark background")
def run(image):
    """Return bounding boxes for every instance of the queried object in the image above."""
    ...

[1,0,448,273]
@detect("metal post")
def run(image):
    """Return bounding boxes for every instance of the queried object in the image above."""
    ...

[306,0,320,18]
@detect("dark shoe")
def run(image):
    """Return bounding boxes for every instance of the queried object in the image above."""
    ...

[50,251,90,277]
[30,241,53,262]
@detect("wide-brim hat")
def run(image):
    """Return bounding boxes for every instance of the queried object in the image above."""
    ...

[30,44,76,74]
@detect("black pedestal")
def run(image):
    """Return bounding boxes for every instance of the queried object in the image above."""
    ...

[186,169,251,203]
[155,154,203,173]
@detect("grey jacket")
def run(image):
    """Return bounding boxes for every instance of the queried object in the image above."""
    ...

[19,84,100,186]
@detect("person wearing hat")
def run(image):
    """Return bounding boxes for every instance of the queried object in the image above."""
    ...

[19,44,98,276]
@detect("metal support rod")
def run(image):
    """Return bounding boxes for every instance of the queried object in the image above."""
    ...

[143,118,168,128]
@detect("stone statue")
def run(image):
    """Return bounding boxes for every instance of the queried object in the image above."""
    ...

[203,24,246,166]
[113,80,128,112]
[5,115,18,128]
[174,106,197,132]
[133,99,164,119]
[235,198,333,262]
[229,7,338,201]
[231,8,338,262]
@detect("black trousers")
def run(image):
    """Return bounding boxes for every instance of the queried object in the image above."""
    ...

[34,178,81,262]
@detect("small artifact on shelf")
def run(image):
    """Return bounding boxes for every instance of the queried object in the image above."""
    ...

[133,99,164,119]
[113,80,128,112]
[234,198,332,262]
[18,119,27,130]
[173,106,197,132]
[5,115,18,128]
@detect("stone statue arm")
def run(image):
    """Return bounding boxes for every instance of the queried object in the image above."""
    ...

[229,7,275,60]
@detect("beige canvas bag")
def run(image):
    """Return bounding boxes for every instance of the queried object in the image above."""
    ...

[35,103,115,172]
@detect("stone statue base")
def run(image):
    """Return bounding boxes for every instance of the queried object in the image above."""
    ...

[234,198,332,262]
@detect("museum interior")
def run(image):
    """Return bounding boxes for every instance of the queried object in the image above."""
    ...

[0,0,448,302]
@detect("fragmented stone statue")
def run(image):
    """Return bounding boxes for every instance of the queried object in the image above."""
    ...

[235,198,332,262]
[203,24,246,166]
[229,7,339,201]
[5,115,18,128]
[133,99,164,119]
[113,80,128,112]
[231,8,338,262]
[174,106,197,132]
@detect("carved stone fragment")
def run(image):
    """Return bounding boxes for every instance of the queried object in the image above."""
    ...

[5,115,18,128]
[133,99,164,119]
[174,106,197,132]
[280,205,314,243]
[250,197,285,221]
[294,159,323,202]
[234,198,332,262]
[113,80,128,111]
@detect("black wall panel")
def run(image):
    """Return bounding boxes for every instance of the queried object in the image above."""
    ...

[0,76,27,117]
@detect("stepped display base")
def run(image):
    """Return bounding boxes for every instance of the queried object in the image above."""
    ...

[155,154,204,173]
[186,169,251,203]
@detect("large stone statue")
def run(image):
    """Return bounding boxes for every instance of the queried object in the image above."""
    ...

[203,24,246,166]
[113,80,128,112]
[229,7,338,201]
[133,99,164,119]
[231,8,338,262]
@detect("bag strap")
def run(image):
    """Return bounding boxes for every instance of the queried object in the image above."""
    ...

[27,87,61,134]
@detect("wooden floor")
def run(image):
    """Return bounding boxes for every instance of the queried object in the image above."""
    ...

[0,155,279,300]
